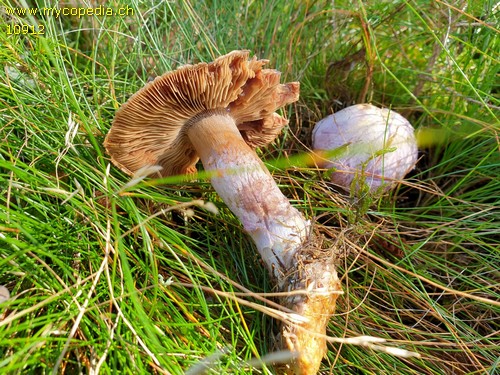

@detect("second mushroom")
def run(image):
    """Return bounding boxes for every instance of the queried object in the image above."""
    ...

[105,50,341,375]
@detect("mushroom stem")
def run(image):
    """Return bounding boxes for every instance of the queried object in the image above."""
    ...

[187,111,309,280]
[187,111,342,375]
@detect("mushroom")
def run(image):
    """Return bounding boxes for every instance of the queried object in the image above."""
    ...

[312,104,418,193]
[105,50,341,375]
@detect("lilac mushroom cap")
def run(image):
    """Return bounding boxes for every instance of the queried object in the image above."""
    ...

[312,103,418,192]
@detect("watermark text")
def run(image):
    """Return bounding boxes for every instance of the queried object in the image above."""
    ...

[5,5,134,19]
[4,5,134,35]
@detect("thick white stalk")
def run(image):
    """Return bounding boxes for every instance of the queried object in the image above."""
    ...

[188,113,342,375]
[187,113,310,281]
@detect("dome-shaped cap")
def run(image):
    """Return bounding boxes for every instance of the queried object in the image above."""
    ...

[312,103,418,191]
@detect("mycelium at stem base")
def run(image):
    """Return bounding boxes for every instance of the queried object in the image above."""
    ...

[278,245,342,375]
[186,110,342,375]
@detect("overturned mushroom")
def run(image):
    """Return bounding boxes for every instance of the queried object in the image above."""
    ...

[105,51,341,374]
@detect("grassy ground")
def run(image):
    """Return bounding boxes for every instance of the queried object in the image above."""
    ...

[1,0,499,374]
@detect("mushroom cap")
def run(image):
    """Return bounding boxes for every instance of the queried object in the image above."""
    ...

[312,103,418,192]
[104,50,299,176]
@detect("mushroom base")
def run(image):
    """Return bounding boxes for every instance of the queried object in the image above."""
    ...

[279,254,341,374]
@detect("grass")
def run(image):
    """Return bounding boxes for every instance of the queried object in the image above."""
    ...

[1,0,499,374]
